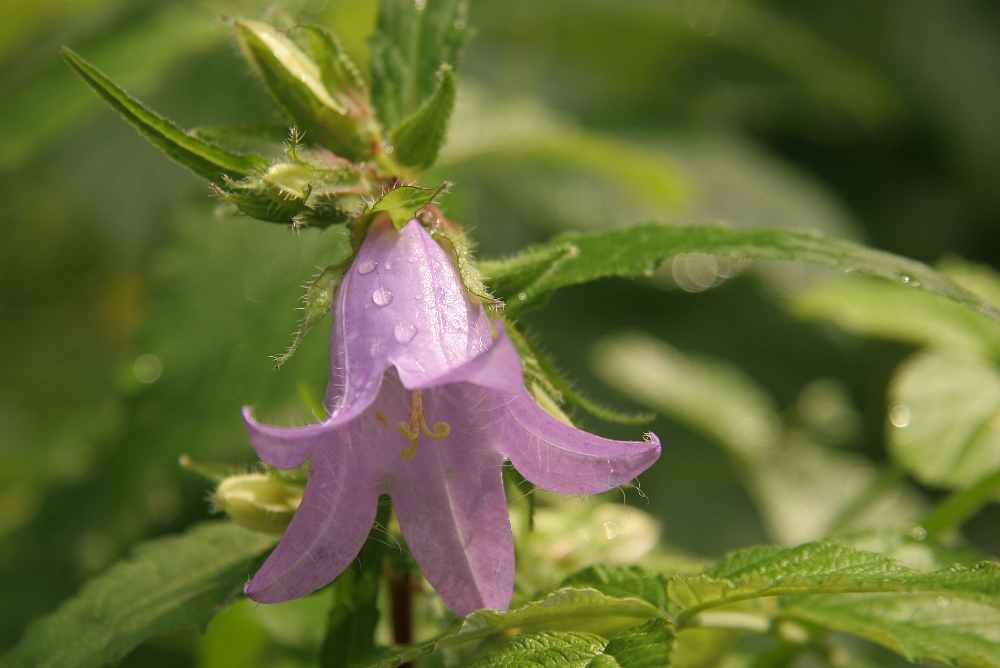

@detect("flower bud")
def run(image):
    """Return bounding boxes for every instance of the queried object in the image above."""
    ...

[213,473,302,534]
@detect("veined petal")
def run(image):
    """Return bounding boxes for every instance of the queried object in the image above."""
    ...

[243,405,331,468]
[244,415,384,603]
[326,218,493,412]
[386,374,514,615]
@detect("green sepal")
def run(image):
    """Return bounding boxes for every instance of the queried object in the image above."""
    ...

[426,211,498,304]
[274,256,353,369]
[212,179,309,225]
[370,183,448,229]
[62,48,268,182]
[389,65,456,169]
[234,20,372,161]
[290,24,371,119]
[503,321,654,426]
[369,0,469,131]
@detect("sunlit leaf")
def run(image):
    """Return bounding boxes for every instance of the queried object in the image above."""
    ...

[888,348,1000,490]
[788,593,1000,667]
[468,632,607,668]
[0,522,276,668]
[482,224,1000,321]
[668,541,1000,624]
[61,49,268,182]
[561,566,670,612]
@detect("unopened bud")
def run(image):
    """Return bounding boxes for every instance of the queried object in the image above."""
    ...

[213,473,302,534]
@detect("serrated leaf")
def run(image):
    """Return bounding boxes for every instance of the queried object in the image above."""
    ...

[1,3,223,172]
[274,257,353,369]
[668,541,1000,626]
[480,223,1000,321]
[561,567,670,612]
[0,522,277,668]
[370,183,447,228]
[888,348,1000,491]
[787,593,1000,667]
[61,48,268,182]
[234,20,369,161]
[596,618,675,668]
[369,0,468,131]
[468,632,608,668]
[389,65,456,169]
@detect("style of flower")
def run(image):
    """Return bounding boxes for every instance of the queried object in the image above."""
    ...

[243,216,661,615]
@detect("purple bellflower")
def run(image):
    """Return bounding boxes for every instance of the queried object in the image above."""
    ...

[243,217,661,615]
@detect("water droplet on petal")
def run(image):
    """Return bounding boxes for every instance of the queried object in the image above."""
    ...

[357,260,377,275]
[372,287,394,306]
[393,321,417,343]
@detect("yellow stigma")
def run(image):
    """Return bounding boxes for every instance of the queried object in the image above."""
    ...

[396,390,450,460]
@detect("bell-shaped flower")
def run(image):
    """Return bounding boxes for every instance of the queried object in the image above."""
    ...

[243,217,661,615]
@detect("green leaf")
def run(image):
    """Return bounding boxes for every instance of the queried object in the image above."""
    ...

[668,541,1000,626]
[0,3,224,172]
[319,499,392,668]
[274,257,353,370]
[389,65,456,169]
[889,348,1000,490]
[0,522,277,668]
[561,567,670,612]
[445,589,662,648]
[368,0,469,131]
[481,223,1000,321]
[790,276,1000,356]
[370,183,447,228]
[468,632,608,668]
[61,48,268,182]
[234,20,370,161]
[596,618,676,668]
[787,593,1000,667]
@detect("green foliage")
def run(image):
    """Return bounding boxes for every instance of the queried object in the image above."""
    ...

[61,48,269,182]
[483,223,1000,320]
[467,632,608,668]
[561,567,671,613]
[0,522,276,668]
[389,64,456,169]
[669,542,1000,624]
[787,594,1000,667]
[368,0,469,131]
[597,618,675,668]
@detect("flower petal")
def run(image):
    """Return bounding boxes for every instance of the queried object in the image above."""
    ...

[493,391,661,495]
[327,218,493,412]
[386,378,515,615]
[244,423,383,603]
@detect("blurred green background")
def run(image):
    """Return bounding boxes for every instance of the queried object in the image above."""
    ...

[1,0,998,664]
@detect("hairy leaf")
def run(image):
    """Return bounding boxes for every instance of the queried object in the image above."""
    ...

[61,49,268,182]
[369,0,468,131]
[481,224,1000,321]
[561,566,670,612]
[389,65,456,169]
[669,542,1000,625]
[1,522,276,668]
[467,632,607,668]
[596,618,675,668]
